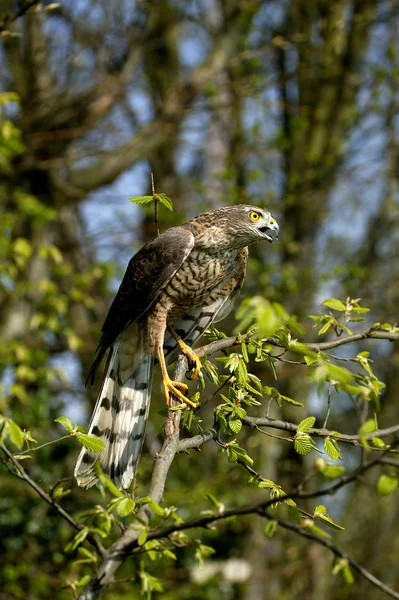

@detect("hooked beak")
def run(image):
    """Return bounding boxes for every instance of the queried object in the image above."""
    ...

[260,218,279,243]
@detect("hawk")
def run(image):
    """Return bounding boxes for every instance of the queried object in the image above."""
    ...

[75,205,279,489]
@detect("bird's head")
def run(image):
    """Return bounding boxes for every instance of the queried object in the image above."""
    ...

[218,204,279,247]
[187,204,279,250]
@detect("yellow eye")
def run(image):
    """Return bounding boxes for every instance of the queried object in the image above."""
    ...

[249,211,261,222]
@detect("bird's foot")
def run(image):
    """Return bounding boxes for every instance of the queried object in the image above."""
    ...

[162,376,197,408]
[177,340,202,380]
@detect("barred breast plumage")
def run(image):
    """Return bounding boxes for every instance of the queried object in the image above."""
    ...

[75,205,279,489]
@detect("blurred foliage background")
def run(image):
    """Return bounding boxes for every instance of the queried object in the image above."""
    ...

[0,0,398,599]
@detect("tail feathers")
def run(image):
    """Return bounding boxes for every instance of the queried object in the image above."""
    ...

[75,346,153,489]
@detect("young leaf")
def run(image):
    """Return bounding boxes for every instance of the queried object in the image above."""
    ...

[116,497,136,517]
[55,416,73,433]
[65,528,89,553]
[138,529,148,546]
[322,298,346,311]
[156,193,173,211]
[129,195,155,205]
[229,419,242,434]
[8,420,24,448]
[294,435,315,456]
[297,416,316,433]
[324,438,342,461]
[280,394,303,407]
[265,520,278,537]
[96,463,124,498]
[321,464,346,479]
[313,505,344,530]
[76,433,105,453]
[377,474,398,496]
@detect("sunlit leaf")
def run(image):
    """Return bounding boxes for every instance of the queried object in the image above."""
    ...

[76,433,105,453]
[377,474,398,496]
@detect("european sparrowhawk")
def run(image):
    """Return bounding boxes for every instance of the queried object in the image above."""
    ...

[75,205,279,489]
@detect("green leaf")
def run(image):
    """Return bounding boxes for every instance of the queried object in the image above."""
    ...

[129,195,155,205]
[377,474,398,496]
[325,362,353,384]
[321,464,346,479]
[115,497,136,517]
[74,547,98,565]
[8,420,24,449]
[76,433,105,453]
[294,435,314,455]
[195,543,216,566]
[265,520,278,537]
[148,499,166,516]
[229,419,242,433]
[297,416,316,433]
[155,193,173,211]
[138,530,148,546]
[236,358,248,384]
[318,319,334,335]
[371,436,386,448]
[96,463,124,497]
[280,394,303,407]
[358,419,377,436]
[343,564,355,585]
[65,528,88,553]
[324,438,342,461]
[302,520,332,539]
[55,416,73,433]
[358,418,377,451]
[53,486,71,499]
[313,505,344,530]
[322,298,346,311]
[258,479,275,489]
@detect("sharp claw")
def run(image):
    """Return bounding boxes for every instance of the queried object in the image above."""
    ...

[179,344,202,380]
[172,381,188,391]
[162,378,197,408]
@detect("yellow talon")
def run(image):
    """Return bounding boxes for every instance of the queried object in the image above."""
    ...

[177,340,202,380]
[162,376,197,408]
[167,325,202,380]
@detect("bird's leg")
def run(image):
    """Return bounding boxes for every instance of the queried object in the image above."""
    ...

[167,325,202,380]
[157,346,198,408]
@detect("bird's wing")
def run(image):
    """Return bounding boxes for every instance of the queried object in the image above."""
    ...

[87,227,195,384]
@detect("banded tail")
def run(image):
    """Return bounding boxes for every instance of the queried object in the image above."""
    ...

[75,298,233,490]
[75,341,153,490]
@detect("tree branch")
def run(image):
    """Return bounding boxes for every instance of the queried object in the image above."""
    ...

[196,328,399,359]
[0,442,105,558]
[69,20,251,193]
[243,417,399,445]
[260,509,399,600]
[0,0,40,33]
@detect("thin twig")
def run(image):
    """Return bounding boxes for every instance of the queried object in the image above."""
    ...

[0,0,40,32]
[243,416,399,445]
[0,442,105,558]
[16,435,72,455]
[151,172,160,236]
[323,383,332,429]
[259,510,399,600]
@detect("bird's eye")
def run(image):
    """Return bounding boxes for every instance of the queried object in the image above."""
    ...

[249,211,261,222]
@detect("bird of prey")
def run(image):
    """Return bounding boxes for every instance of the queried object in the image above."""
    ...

[75,204,279,489]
